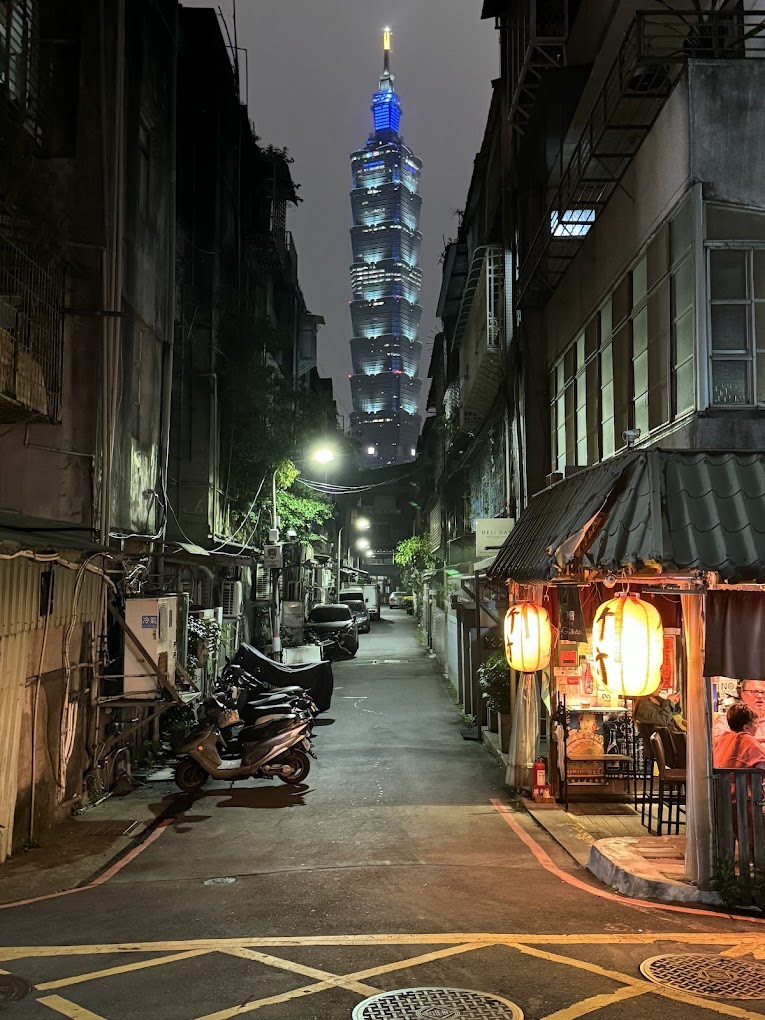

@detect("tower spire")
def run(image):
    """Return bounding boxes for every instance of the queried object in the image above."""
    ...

[383,27,391,76]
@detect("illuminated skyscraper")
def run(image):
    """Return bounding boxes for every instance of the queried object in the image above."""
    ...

[348,30,423,466]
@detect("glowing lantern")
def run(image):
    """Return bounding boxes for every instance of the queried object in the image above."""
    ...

[592,594,663,697]
[504,603,552,673]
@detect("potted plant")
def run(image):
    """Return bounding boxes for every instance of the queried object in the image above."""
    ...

[478,652,513,753]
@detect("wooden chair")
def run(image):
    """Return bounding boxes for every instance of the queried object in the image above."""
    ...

[650,731,686,835]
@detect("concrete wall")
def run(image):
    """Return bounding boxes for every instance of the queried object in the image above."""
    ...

[545,74,692,363]
[690,60,765,210]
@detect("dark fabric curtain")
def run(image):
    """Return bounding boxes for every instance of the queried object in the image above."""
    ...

[704,591,765,680]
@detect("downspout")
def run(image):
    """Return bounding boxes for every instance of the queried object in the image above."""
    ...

[158,2,178,579]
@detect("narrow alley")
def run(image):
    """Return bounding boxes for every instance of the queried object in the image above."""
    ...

[1,613,761,1020]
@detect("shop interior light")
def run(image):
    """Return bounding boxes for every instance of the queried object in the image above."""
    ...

[504,602,552,673]
[592,593,663,697]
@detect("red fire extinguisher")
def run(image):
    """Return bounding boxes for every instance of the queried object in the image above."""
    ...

[533,758,547,791]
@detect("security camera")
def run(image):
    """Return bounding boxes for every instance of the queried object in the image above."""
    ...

[622,428,641,448]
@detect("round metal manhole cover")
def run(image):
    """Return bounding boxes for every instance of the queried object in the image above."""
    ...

[0,975,32,1003]
[352,986,524,1019]
[640,954,765,1000]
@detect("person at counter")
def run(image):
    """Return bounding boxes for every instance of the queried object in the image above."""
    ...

[713,680,765,745]
[633,690,683,732]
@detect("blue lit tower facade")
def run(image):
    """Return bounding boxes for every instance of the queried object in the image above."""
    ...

[349,30,423,466]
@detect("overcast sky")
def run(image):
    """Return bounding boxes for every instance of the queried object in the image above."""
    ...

[182,1,498,425]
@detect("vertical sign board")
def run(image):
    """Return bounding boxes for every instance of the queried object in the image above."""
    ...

[475,518,514,560]
[263,545,283,569]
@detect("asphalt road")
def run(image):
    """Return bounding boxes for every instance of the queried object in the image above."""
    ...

[1,612,763,1020]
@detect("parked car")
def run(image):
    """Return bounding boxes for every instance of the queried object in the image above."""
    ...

[305,604,359,658]
[339,597,370,633]
[388,591,410,609]
[338,585,380,621]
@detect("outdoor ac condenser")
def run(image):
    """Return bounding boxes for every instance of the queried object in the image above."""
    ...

[221,579,243,620]
[124,597,178,696]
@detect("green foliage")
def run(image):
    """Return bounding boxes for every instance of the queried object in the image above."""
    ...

[394,535,435,621]
[711,855,765,910]
[478,652,512,714]
[276,484,334,545]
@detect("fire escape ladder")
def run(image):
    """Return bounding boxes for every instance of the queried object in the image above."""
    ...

[508,0,568,135]
[518,8,765,306]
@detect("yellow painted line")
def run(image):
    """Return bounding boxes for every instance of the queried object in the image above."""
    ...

[720,943,765,958]
[221,948,379,997]
[539,984,651,1020]
[38,996,109,1020]
[191,978,352,1020]
[506,943,646,987]
[347,941,498,982]
[510,942,765,1020]
[1,930,761,961]
[35,949,210,991]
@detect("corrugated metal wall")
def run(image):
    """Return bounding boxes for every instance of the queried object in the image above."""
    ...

[0,556,105,862]
[0,632,30,862]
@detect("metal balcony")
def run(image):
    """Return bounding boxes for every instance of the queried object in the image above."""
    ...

[518,8,765,306]
[0,212,64,423]
[507,0,568,135]
[453,246,504,432]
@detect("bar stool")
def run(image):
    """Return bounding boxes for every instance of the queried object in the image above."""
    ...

[650,731,687,835]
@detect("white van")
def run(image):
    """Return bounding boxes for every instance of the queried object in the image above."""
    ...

[339,585,380,621]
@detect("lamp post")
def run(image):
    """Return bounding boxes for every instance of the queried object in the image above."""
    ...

[270,445,336,660]
[336,519,373,597]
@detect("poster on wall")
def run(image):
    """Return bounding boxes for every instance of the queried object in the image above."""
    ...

[558,587,586,642]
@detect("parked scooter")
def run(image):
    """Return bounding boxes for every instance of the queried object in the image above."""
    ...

[174,700,314,792]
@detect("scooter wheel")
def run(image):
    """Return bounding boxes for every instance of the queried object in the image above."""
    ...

[278,748,311,785]
[174,757,209,793]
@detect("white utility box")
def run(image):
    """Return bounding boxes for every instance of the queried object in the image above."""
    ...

[124,597,178,696]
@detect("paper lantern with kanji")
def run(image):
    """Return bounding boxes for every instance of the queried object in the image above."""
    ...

[592,594,663,697]
[504,603,552,673]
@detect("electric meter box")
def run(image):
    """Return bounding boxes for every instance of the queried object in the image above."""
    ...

[124,597,178,696]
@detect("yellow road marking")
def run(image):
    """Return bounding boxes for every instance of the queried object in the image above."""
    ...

[192,978,356,1020]
[222,948,379,997]
[38,996,109,1019]
[35,949,210,991]
[510,942,765,1020]
[346,941,497,982]
[1,930,761,961]
[720,943,765,958]
[539,984,651,1020]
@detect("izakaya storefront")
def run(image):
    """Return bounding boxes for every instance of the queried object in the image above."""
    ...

[489,450,765,892]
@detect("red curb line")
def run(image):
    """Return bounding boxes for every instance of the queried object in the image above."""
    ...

[490,798,765,926]
[0,818,171,911]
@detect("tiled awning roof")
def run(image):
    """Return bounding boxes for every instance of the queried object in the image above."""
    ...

[489,450,765,584]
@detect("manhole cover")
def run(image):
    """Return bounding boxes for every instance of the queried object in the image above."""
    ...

[641,954,765,1000]
[0,975,31,1002]
[352,987,524,1019]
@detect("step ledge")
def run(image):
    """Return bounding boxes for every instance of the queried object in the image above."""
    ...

[587,837,721,906]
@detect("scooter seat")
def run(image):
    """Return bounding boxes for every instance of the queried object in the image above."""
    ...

[245,684,304,697]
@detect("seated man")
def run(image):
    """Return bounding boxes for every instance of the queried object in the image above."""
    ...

[713,679,765,746]
[633,690,683,733]
[714,703,765,771]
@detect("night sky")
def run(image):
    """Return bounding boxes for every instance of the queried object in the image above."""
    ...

[181,1,498,426]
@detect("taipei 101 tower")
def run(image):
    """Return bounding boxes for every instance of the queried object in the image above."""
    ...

[348,30,423,466]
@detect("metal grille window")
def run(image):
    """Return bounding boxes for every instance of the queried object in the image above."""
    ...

[709,247,765,406]
[0,1,39,137]
[0,209,64,422]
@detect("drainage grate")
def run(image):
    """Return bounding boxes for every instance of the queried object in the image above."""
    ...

[352,987,524,1019]
[0,975,31,1003]
[640,954,765,1000]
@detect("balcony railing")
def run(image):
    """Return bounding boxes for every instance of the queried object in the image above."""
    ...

[455,246,504,432]
[518,8,765,305]
[507,0,568,135]
[0,211,64,422]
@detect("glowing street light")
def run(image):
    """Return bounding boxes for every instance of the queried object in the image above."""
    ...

[356,537,370,551]
[355,517,371,531]
[311,446,336,465]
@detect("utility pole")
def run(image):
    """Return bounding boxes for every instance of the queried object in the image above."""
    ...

[335,526,344,600]
[270,469,282,661]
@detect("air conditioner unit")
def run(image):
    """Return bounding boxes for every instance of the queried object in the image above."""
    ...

[123,597,178,696]
[254,564,270,602]
[221,579,243,620]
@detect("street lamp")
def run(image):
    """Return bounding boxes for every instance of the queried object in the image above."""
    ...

[356,537,370,551]
[270,444,337,660]
[336,518,374,597]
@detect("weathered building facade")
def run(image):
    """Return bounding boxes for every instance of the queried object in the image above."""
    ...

[0,0,332,861]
